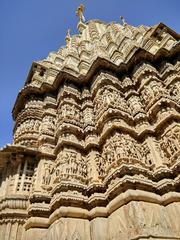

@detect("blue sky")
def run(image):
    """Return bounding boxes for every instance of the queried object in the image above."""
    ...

[0,0,180,147]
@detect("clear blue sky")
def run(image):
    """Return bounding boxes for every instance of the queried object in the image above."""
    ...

[0,0,180,147]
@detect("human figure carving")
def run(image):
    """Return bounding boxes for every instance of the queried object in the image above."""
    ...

[128,95,143,115]
[43,163,52,185]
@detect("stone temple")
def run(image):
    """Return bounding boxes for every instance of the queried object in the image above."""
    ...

[0,5,180,240]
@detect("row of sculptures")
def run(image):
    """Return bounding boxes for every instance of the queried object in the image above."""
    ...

[13,61,180,151]
[13,79,180,148]
[57,79,179,120]
[16,123,179,176]
[42,149,88,186]
[41,125,179,188]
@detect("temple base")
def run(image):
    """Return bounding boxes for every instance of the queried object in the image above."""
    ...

[21,200,180,240]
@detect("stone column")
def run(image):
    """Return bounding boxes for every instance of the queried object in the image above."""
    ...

[10,222,18,240]
[33,158,45,193]
[88,150,100,183]
[5,221,11,240]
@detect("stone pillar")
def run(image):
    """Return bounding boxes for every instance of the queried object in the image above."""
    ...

[10,222,18,240]
[33,158,45,193]
[88,150,100,183]
[5,221,11,240]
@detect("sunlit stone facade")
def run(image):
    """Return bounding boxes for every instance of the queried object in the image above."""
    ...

[0,7,180,240]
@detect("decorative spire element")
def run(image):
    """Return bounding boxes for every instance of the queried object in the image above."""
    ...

[76,4,85,23]
[76,4,87,33]
[120,16,127,27]
[65,29,71,46]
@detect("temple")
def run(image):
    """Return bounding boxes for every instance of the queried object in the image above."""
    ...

[0,5,180,239]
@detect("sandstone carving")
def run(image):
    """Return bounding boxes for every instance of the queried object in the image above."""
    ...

[0,5,180,240]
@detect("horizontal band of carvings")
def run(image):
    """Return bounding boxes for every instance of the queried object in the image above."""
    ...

[97,109,180,141]
[49,173,180,211]
[0,218,26,224]
[24,189,180,230]
[0,145,55,164]
[14,109,43,131]
[12,70,178,137]
[34,114,180,153]
[94,97,179,128]
[15,112,179,153]
[90,68,180,98]
[133,66,180,89]
[12,78,180,146]
[14,134,39,142]
[0,195,28,211]
[0,210,28,220]
[27,160,180,218]
[13,107,180,151]
[12,43,180,119]
[103,159,180,184]
[94,95,179,121]
[28,159,180,211]
[56,69,179,108]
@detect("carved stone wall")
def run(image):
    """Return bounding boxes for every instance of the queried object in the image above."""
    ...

[0,12,180,240]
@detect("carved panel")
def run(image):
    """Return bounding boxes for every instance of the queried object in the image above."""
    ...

[158,125,180,166]
[52,148,87,184]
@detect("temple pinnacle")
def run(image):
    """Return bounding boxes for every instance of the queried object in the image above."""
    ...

[76,4,86,23]
[120,16,127,26]
[65,29,71,46]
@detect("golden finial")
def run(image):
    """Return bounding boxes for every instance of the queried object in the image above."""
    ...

[76,4,85,22]
[120,16,127,26]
